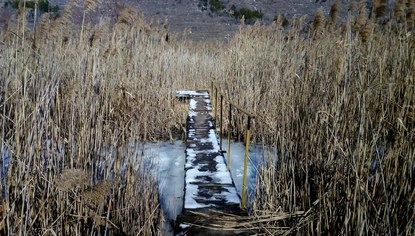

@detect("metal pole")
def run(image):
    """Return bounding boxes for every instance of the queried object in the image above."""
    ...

[241,117,251,209]
[220,95,223,150]
[215,87,218,127]
[211,82,213,101]
[226,104,232,172]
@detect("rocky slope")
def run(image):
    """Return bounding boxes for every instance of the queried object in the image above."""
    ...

[1,0,398,41]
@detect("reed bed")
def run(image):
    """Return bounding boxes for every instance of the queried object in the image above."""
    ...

[213,1,415,235]
[0,3,211,235]
[0,0,414,234]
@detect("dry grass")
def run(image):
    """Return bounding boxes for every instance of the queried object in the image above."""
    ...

[0,0,414,235]
[214,2,415,235]
[0,5,187,235]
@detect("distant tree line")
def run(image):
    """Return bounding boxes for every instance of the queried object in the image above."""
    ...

[198,0,226,12]
[209,0,226,12]
[4,0,59,13]
[230,5,264,20]
[198,0,264,22]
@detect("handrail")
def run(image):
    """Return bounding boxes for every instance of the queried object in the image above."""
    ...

[211,82,255,209]
[226,99,256,119]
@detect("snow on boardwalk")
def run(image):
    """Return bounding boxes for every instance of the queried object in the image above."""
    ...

[175,90,255,235]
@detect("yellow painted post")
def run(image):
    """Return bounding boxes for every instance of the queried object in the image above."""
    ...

[241,117,251,209]
[220,95,223,150]
[226,104,232,171]
[215,87,218,127]
[211,82,213,101]
[211,82,214,126]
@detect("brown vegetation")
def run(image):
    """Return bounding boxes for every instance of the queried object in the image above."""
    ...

[220,3,415,235]
[0,0,414,235]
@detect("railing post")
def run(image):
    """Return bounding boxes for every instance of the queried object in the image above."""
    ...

[241,117,251,209]
[211,83,255,209]
[220,95,223,150]
[226,104,232,172]
[211,82,213,102]
[215,87,218,127]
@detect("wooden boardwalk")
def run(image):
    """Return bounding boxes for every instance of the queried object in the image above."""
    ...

[175,90,256,235]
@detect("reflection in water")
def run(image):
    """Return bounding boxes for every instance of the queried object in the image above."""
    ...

[1,145,9,198]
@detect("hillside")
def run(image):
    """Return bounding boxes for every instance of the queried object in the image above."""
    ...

[132,0,352,40]
[0,0,372,41]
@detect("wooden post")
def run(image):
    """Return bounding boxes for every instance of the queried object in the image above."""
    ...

[241,117,251,209]
[226,104,232,171]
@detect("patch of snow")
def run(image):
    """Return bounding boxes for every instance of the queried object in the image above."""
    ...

[222,186,241,203]
[204,99,212,110]
[176,90,209,97]
[183,136,244,208]
[189,99,197,110]
[184,184,211,209]
[179,223,189,229]
[188,128,196,138]
[197,130,220,151]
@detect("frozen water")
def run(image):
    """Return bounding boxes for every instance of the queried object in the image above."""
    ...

[148,139,273,220]
[0,137,275,232]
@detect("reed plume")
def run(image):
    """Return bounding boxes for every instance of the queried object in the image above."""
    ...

[313,7,325,38]
[361,20,374,42]
[349,0,357,12]
[393,0,407,21]
[373,0,387,19]
[408,0,415,25]
[117,7,138,25]
[355,0,367,30]
[39,13,49,36]
[276,15,284,30]
[84,0,99,13]
[49,0,77,37]
[89,18,110,46]
[329,0,339,23]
